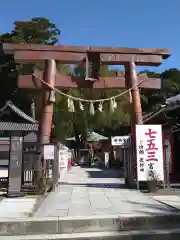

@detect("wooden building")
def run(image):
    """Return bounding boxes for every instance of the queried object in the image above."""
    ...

[0,100,38,136]
[0,101,38,180]
[143,94,180,183]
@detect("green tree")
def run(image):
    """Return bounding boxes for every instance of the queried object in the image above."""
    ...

[139,69,180,113]
[139,71,162,112]
[0,17,62,192]
[161,68,180,97]
[0,17,61,110]
[2,17,60,45]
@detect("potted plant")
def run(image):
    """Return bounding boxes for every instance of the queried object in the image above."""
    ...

[147,170,159,193]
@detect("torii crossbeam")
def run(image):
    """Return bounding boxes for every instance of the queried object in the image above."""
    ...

[18,72,161,89]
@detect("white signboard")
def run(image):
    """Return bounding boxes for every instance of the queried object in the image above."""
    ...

[44,145,55,160]
[111,136,131,147]
[136,125,164,181]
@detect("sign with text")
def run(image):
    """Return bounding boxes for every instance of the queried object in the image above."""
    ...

[8,136,23,197]
[111,136,131,147]
[136,125,164,181]
[44,144,55,160]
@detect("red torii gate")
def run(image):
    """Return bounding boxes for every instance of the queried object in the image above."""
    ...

[1,43,170,145]
[0,43,171,190]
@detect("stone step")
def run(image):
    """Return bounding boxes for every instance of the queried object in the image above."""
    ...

[2,228,180,240]
[1,213,180,236]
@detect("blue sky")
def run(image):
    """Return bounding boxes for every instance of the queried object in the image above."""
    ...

[0,0,179,72]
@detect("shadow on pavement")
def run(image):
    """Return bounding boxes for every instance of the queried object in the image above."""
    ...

[85,169,124,179]
[126,200,179,214]
[59,182,135,189]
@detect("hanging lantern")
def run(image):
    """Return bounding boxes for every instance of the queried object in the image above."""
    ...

[89,102,95,115]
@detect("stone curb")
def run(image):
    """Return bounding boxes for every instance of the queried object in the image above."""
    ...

[2,229,180,240]
[1,213,180,236]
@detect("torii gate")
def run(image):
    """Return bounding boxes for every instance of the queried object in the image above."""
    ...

[1,43,170,141]
[0,43,170,188]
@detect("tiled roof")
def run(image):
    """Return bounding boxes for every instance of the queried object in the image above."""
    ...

[0,122,38,131]
[166,94,180,106]
[0,101,38,124]
[143,106,166,123]
[143,93,180,123]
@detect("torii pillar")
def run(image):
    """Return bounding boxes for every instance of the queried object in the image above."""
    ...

[35,59,56,191]
[39,59,56,144]
[124,61,143,188]
[125,61,143,135]
[125,62,143,125]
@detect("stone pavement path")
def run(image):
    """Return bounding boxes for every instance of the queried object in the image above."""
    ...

[152,195,180,210]
[34,166,177,217]
[0,198,36,218]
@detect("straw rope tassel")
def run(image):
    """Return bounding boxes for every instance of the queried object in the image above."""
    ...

[49,90,56,103]
[129,90,132,103]
[79,101,84,111]
[67,98,75,112]
[110,98,115,113]
[98,102,103,112]
[89,102,95,115]
[113,98,117,109]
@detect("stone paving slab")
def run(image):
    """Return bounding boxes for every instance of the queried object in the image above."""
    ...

[152,195,180,210]
[0,198,36,218]
[34,167,176,217]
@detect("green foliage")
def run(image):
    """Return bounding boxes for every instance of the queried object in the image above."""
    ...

[1,17,60,45]
[140,69,180,112]
[0,17,61,111]
[161,68,180,97]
